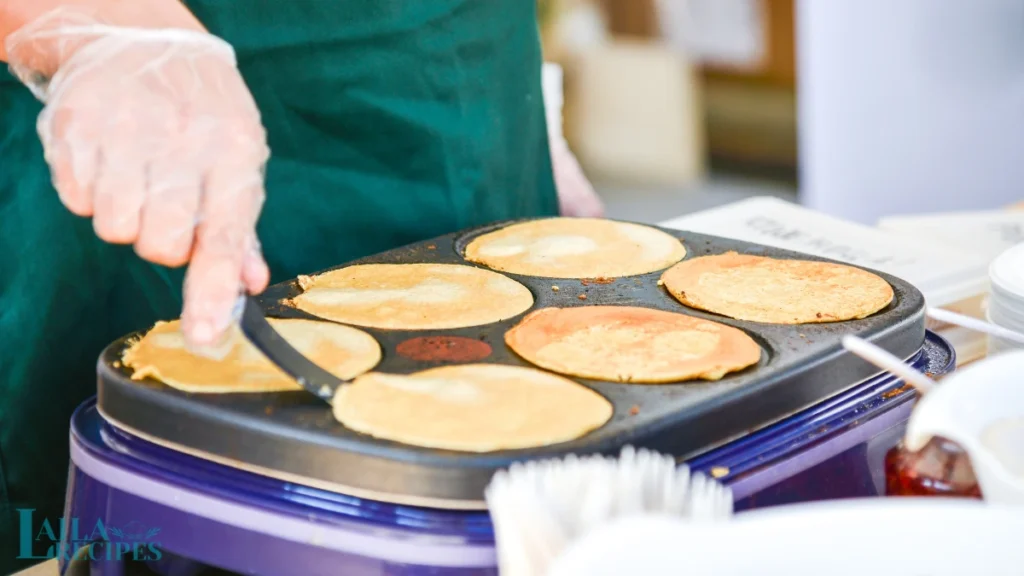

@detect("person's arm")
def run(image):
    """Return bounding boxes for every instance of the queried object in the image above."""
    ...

[1,1,270,350]
[0,0,204,61]
[541,63,604,218]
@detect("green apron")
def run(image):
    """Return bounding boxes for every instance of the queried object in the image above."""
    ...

[0,1,556,570]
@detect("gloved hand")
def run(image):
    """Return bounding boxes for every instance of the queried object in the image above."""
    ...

[551,140,605,218]
[542,62,604,218]
[6,8,270,348]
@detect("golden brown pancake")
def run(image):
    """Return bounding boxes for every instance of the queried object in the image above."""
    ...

[661,252,894,324]
[123,319,381,393]
[463,218,686,278]
[333,364,612,452]
[290,263,534,330]
[505,306,761,383]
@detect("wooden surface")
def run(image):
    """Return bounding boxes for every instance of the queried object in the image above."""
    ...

[13,559,57,576]
[703,0,796,86]
[601,0,659,37]
[600,0,796,86]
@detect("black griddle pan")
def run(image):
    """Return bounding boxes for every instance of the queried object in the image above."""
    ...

[96,220,926,509]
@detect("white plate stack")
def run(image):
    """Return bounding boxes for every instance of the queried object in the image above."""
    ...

[987,244,1024,355]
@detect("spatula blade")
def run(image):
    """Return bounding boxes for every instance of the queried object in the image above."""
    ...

[237,296,342,403]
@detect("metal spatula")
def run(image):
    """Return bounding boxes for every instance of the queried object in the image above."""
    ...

[237,295,344,403]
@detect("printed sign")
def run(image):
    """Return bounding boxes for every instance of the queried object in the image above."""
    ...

[879,210,1024,261]
[660,197,989,306]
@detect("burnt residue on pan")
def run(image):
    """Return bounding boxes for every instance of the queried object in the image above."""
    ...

[396,336,493,363]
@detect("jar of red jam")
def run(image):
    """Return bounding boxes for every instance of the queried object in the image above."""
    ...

[885,436,982,498]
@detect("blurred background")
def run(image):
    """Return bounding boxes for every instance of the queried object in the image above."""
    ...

[540,0,1024,224]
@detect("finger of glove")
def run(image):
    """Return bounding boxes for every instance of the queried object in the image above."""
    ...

[135,158,203,267]
[38,106,99,216]
[181,167,264,348]
[92,138,146,244]
[242,236,270,295]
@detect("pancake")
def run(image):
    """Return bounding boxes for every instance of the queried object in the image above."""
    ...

[123,319,381,393]
[505,306,761,383]
[333,364,612,452]
[463,218,686,278]
[661,252,894,324]
[290,263,534,330]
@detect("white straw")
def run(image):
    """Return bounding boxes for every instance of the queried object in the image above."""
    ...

[841,335,936,394]
[927,307,1024,347]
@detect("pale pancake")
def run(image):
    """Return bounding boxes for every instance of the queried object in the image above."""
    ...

[463,218,686,278]
[123,319,381,393]
[333,364,612,452]
[290,263,534,330]
[506,306,761,383]
[661,252,894,324]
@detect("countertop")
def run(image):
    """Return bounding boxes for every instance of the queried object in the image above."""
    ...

[13,559,57,575]
[598,175,796,225]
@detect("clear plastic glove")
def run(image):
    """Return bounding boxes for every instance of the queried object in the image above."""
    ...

[542,62,604,218]
[551,140,604,218]
[6,8,270,348]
